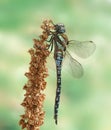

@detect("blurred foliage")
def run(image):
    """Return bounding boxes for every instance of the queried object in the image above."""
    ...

[0,0,111,130]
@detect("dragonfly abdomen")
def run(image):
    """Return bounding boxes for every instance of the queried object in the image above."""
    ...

[54,51,63,124]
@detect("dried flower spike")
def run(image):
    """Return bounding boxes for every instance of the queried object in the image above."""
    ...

[19,20,54,130]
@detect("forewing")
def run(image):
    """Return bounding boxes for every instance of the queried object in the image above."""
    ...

[67,40,96,58]
[46,52,56,72]
[63,51,84,78]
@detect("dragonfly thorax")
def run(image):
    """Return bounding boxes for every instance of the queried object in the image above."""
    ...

[56,42,65,51]
[55,23,66,34]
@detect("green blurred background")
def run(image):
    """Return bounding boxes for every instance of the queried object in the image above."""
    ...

[0,0,111,130]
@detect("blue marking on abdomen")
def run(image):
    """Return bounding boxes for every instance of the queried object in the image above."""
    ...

[54,52,63,124]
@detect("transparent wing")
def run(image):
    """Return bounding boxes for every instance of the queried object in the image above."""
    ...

[67,40,96,58]
[46,52,56,72]
[63,51,84,78]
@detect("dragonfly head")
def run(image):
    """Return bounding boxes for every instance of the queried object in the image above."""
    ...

[54,23,66,34]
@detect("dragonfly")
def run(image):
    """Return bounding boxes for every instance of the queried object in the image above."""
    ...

[46,22,96,125]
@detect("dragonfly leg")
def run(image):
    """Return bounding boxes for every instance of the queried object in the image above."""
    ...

[46,38,52,42]
[50,41,53,52]
[46,36,53,47]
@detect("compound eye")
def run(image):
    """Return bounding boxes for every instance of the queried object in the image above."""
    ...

[55,23,65,33]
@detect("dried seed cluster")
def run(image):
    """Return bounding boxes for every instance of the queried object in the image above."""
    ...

[19,20,54,130]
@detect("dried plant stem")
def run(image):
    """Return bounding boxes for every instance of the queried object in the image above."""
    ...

[19,20,54,130]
